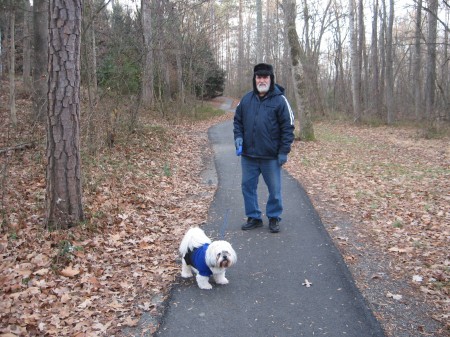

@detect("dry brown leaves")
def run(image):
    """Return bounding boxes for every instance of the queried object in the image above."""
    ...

[0,108,231,336]
[2,93,448,336]
[285,122,449,333]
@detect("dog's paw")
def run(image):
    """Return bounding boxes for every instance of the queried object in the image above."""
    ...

[181,271,193,278]
[198,282,213,290]
[215,277,229,285]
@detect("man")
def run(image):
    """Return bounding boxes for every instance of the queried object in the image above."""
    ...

[233,63,295,233]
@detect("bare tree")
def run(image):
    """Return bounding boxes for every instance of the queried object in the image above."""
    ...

[256,0,263,62]
[413,0,423,120]
[379,0,386,119]
[385,0,394,124]
[349,0,361,122]
[238,0,244,93]
[23,0,32,89]
[299,0,330,116]
[358,0,368,114]
[370,0,380,117]
[283,0,315,140]
[425,0,438,120]
[329,1,348,115]
[9,6,17,127]
[46,0,84,229]
[141,0,154,106]
[443,6,449,121]
[32,0,48,122]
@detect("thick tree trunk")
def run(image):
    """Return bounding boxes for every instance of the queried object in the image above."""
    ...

[46,0,84,229]
[283,0,315,141]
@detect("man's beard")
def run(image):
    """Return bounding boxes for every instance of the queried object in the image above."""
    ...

[257,83,269,94]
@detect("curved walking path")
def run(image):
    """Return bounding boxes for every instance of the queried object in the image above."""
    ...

[133,98,386,336]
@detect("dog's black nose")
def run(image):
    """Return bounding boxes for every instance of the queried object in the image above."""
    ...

[223,255,228,260]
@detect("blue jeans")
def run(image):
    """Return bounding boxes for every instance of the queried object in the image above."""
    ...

[241,156,282,221]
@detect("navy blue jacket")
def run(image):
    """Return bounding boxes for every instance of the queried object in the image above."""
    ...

[233,85,295,159]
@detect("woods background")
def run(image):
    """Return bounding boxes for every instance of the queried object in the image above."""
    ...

[1,0,449,126]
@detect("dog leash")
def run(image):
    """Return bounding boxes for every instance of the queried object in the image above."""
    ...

[218,146,241,239]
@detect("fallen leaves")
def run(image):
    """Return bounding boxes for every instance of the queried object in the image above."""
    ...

[285,121,449,333]
[0,108,230,336]
[60,266,81,278]
[386,292,403,301]
[2,95,448,336]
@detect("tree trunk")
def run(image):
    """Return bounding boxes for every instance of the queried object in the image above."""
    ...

[46,0,84,230]
[89,10,98,100]
[385,0,395,124]
[0,28,3,77]
[141,0,154,106]
[370,0,380,117]
[283,0,315,141]
[301,0,327,116]
[379,0,386,117]
[443,9,449,122]
[176,50,184,104]
[359,0,368,114]
[23,0,32,89]
[32,0,48,122]
[83,0,98,153]
[425,0,438,120]
[9,9,17,127]
[331,3,347,115]
[413,0,423,120]
[238,0,244,94]
[256,0,263,62]
[349,0,361,122]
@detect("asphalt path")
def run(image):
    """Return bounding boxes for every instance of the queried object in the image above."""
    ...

[144,115,386,337]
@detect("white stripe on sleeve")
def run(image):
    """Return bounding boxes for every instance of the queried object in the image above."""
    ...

[282,95,295,125]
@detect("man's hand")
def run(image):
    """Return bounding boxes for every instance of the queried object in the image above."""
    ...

[235,138,243,156]
[278,153,287,166]
[235,138,243,149]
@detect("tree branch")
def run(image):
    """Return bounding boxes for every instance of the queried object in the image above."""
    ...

[0,142,36,155]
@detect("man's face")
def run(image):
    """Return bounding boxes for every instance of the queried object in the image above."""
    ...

[256,75,270,95]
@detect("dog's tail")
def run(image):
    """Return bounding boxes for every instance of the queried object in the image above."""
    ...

[179,227,211,255]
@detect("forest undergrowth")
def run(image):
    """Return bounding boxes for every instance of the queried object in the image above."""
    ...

[0,89,449,336]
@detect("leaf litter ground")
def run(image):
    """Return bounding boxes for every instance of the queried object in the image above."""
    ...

[1,97,448,336]
[286,122,449,337]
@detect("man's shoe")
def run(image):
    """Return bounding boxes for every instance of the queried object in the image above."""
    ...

[241,217,263,230]
[269,218,280,233]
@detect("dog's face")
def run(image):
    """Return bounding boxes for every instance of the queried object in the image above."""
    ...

[205,241,237,269]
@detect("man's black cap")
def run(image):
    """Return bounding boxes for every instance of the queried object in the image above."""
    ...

[254,63,274,76]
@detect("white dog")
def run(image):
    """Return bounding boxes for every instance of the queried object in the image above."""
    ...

[179,227,237,289]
